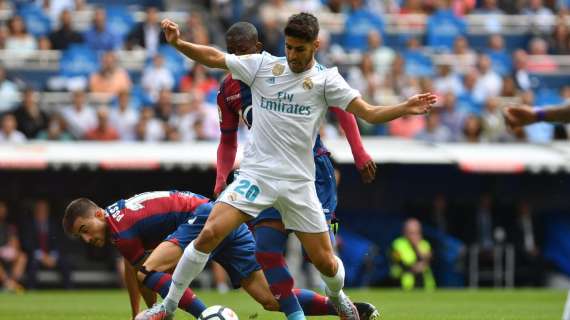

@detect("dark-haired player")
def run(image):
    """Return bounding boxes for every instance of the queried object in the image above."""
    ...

[62,191,376,320]
[215,22,378,320]
[148,13,436,320]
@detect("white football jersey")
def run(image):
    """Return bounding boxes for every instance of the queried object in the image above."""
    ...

[225,51,360,181]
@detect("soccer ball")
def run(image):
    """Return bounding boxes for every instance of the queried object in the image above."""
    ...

[198,305,239,320]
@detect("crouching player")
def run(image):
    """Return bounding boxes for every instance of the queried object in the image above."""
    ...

[62,191,375,319]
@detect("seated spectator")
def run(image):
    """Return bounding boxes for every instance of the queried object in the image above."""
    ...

[141,54,174,103]
[48,9,83,50]
[169,92,201,141]
[456,69,482,113]
[135,107,165,142]
[342,0,385,52]
[500,76,519,97]
[125,6,166,56]
[472,0,504,33]
[368,30,395,78]
[486,34,513,76]
[0,113,26,143]
[179,64,218,96]
[84,106,119,141]
[473,54,502,104]
[390,218,436,290]
[451,36,477,74]
[526,37,558,73]
[460,114,484,143]
[0,201,26,293]
[512,49,532,91]
[440,92,467,136]
[60,90,97,139]
[154,89,174,122]
[5,15,37,54]
[23,200,72,289]
[181,12,211,46]
[389,115,426,138]
[84,8,121,52]
[347,54,382,103]
[434,64,464,96]
[89,51,132,95]
[481,97,509,142]
[258,0,289,56]
[14,88,48,139]
[426,0,466,52]
[36,114,74,141]
[109,91,138,141]
[550,19,570,54]
[415,112,452,143]
[403,37,434,77]
[0,66,21,113]
[522,0,555,35]
[385,54,415,97]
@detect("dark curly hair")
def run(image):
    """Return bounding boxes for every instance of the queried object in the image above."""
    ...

[284,12,319,42]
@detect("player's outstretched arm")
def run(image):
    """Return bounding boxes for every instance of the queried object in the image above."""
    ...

[124,259,143,319]
[161,19,227,70]
[346,93,437,124]
[504,103,570,127]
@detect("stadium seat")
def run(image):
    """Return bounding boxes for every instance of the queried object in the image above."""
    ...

[105,6,135,40]
[60,45,100,78]
[18,5,52,37]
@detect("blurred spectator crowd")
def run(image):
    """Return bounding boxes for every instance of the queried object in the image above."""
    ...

[0,0,570,143]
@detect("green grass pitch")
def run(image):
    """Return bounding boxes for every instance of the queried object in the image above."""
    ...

[0,289,565,319]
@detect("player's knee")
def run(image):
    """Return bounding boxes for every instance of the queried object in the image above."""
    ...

[195,226,222,251]
[136,270,146,283]
[312,254,337,277]
[260,298,280,311]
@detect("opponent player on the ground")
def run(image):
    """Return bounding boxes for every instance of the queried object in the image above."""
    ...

[215,22,378,320]
[503,102,570,320]
[62,191,375,320]
[146,13,436,320]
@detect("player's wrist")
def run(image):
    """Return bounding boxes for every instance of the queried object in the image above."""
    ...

[534,108,546,122]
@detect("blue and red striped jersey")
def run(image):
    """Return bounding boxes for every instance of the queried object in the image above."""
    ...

[104,191,210,265]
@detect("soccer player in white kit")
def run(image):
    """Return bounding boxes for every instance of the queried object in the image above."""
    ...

[136,13,437,320]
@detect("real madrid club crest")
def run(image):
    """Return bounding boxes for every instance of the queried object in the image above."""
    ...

[272,64,285,76]
[302,77,313,90]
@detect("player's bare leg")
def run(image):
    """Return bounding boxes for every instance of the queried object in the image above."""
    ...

[160,203,250,314]
[296,231,360,320]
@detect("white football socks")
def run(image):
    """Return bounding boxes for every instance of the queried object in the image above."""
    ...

[164,241,210,313]
[320,255,345,297]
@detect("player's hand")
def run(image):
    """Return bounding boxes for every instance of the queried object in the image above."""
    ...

[404,93,437,115]
[359,160,377,184]
[503,105,537,128]
[161,19,180,45]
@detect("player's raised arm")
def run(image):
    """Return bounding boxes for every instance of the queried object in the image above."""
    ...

[161,19,227,70]
[346,93,437,124]
[504,103,570,127]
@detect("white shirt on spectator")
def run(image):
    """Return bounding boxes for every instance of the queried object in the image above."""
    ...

[110,108,139,141]
[0,80,20,113]
[0,130,26,143]
[141,66,175,102]
[61,105,97,139]
[434,74,464,96]
[473,71,502,104]
[142,119,165,142]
